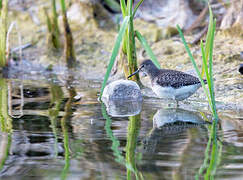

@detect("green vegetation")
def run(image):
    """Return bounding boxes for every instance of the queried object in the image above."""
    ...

[177,5,218,121]
[49,85,64,156]
[0,78,12,132]
[177,5,221,178]
[0,78,12,171]
[60,0,76,68]
[101,103,143,179]
[104,0,121,12]
[60,87,76,180]
[195,118,222,179]
[0,133,11,170]
[126,115,144,180]
[100,16,129,99]
[102,103,126,164]
[0,0,8,67]
[100,0,160,99]
[44,0,75,67]
[44,0,61,49]
[61,116,70,180]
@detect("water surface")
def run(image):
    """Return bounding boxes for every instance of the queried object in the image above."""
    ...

[0,78,243,180]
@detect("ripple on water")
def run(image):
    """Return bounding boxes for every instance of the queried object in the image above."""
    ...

[0,78,243,179]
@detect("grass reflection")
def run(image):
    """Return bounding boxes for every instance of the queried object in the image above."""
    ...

[60,87,76,180]
[60,116,70,180]
[101,103,126,165]
[0,133,11,170]
[101,103,143,179]
[205,122,222,179]
[0,78,12,171]
[49,85,64,156]
[0,78,12,132]
[126,114,144,180]
[195,120,223,180]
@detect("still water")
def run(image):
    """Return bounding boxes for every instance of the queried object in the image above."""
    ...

[0,78,243,180]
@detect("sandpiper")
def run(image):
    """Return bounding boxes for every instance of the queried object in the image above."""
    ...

[128,59,206,105]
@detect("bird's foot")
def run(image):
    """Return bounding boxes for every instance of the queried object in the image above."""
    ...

[167,100,179,108]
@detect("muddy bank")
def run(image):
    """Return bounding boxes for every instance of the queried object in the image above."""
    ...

[4,0,243,111]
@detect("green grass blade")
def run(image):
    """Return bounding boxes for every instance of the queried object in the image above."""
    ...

[0,0,8,67]
[135,30,160,68]
[132,0,144,18]
[176,25,203,79]
[177,25,213,112]
[52,0,60,34]
[209,19,216,96]
[209,19,218,120]
[100,16,130,99]
[201,40,211,92]
[60,0,66,14]
[104,0,121,12]
[127,0,132,16]
[201,4,213,77]
[126,16,136,75]
[120,0,127,17]
[44,8,52,32]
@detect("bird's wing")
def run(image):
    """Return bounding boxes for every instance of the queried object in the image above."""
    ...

[155,70,201,89]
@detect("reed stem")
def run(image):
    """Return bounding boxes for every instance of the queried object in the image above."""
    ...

[122,0,140,82]
[60,0,76,68]
[0,0,8,67]
[51,0,61,49]
[52,0,60,35]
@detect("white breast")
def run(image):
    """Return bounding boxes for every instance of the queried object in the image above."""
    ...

[152,83,201,101]
[152,85,176,99]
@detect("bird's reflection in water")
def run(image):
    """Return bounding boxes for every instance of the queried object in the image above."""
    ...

[139,108,209,178]
[142,108,209,154]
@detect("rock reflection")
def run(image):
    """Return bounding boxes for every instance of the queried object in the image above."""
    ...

[103,100,142,117]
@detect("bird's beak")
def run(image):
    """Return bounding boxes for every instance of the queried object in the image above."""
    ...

[127,68,140,79]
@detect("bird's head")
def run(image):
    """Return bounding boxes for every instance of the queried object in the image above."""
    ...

[127,59,155,79]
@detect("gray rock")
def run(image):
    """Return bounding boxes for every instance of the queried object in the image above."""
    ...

[102,80,142,101]
[102,80,143,117]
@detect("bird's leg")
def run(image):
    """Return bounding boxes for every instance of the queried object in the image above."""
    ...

[176,100,179,108]
[167,102,172,108]
[168,99,175,108]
